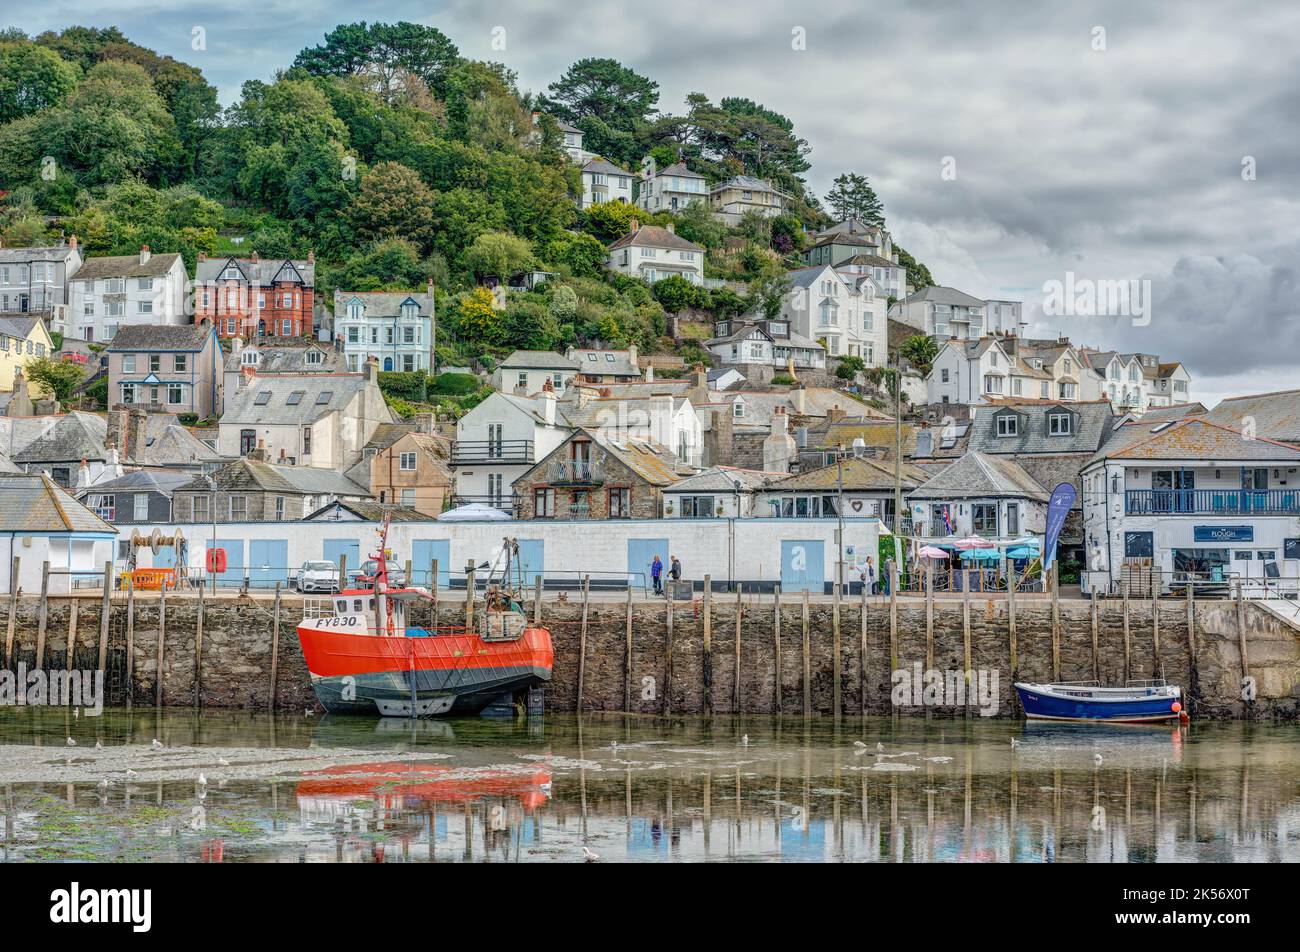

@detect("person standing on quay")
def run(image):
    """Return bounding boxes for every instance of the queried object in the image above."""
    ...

[669,555,682,588]
[651,554,664,596]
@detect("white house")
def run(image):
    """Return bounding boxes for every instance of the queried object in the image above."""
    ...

[605,221,704,285]
[636,161,708,214]
[332,285,435,373]
[782,265,887,365]
[709,176,794,227]
[450,390,572,510]
[707,317,826,371]
[0,473,117,595]
[889,286,989,340]
[0,240,83,334]
[1079,415,1300,595]
[661,466,776,518]
[927,338,1018,405]
[907,451,1050,540]
[559,388,704,468]
[492,349,580,395]
[67,247,189,343]
[580,158,635,209]
[557,120,593,164]
[984,299,1027,336]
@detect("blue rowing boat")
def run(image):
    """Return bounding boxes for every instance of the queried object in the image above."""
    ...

[1014,681,1186,723]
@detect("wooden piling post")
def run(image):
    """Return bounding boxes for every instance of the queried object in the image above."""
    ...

[888,559,899,674]
[431,559,440,628]
[664,593,674,714]
[268,581,282,712]
[1007,561,1017,674]
[1186,581,1197,703]
[464,562,476,628]
[96,561,110,674]
[124,577,135,708]
[1122,579,1131,684]
[773,586,783,715]
[801,588,811,717]
[5,556,19,668]
[1049,562,1060,682]
[337,554,348,594]
[1235,580,1250,691]
[1090,587,1100,684]
[623,584,633,712]
[194,588,205,707]
[831,582,841,717]
[734,583,743,713]
[576,576,589,714]
[155,584,167,708]
[859,583,868,716]
[1152,579,1161,675]
[962,589,972,719]
[702,575,713,714]
[35,561,49,670]
[66,598,79,673]
[404,559,412,591]
[530,569,540,626]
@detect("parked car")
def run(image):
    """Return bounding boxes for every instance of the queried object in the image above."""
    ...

[295,560,339,593]
[350,559,407,589]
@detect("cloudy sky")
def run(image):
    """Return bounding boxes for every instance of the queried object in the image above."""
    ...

[17,0,1300,406]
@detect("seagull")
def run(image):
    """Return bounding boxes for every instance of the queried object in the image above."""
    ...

[218,757,230,767]
[125,769,137,779]
[66,737,76,747]
[853,740,867,748]
[1094,753,1103,765]
[741,734,749,747]
[1010,738,1020,749]
[581,846,599,862]
[876,742,885,753]
[198,773,207,786]
[94,740,103,750]
[151,739,164,749]
[96,779,109,791]
[609,741,619,750]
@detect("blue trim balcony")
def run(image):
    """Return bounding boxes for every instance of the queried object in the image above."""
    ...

[1125,488,1300,515]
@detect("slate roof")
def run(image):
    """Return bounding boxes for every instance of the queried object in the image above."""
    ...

[656,162,704,179]
[768,455,930,492]
[224,341,342,374]
[363,423,416,452]
[837,254,897,269]
[222,374,369,427]
[606,225,704,254]
[710,175,792,198]
[808,233,877,249]
[195,256,314,287]
[968,401,1116,455]
[909,452,1049,501]
[11,412,107,463]
[0,316,45,340]
[72,252,182,281]
[593,432,690,486]
[74,468,190,496]
[898,286,987,308]
[0,474,115,533]
[332,289,433,316]
[304,500,429,522]
[1203,390,1300,443]
[660,466,779,493]
[0,246,78,264]
[107,324,215,353]
[1087,417,1300,465]
[175,458,369,496]
[499,349,580,371]
[569,348,641,377]
[582,157,635,176]
[135,416,223,466]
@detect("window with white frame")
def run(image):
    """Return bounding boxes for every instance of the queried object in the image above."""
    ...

[399,452,416,471]
[996,415,1018,437]
[1048,412,1073,435]
[133,493,149,521]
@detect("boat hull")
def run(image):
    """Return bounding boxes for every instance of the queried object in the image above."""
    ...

[1014,682,1183,723]
[297,622,553,718]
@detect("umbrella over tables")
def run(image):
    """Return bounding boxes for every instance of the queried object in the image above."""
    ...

[918,545,951,559]
[953,536,994,550]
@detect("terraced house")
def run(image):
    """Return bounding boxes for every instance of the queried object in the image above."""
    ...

[195,252,315,340]
[106,323,224,419]
[332,285,435,373]
[0,239,82,330]
[67,246,188,343]
[605,221,704,285]
[0,314,54,394]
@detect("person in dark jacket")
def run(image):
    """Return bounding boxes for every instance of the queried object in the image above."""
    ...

[669,556,682,584]
[651,555,664,595]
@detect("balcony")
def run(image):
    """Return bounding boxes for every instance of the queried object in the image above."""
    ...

[450,494,519,515]
[1126,489,1300,516]
[548,459,605,485]
[450,439,534,465]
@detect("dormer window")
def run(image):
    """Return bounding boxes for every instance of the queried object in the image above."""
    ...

[996,415,1018,437]
[401,303,416,320]
[347,303,363,319]
[1048,412,1073,435]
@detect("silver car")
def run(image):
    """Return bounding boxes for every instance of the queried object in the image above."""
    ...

[352,559,407,589]
[296,560,339,593]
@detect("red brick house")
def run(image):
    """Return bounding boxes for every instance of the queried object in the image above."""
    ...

[195,253,316,340]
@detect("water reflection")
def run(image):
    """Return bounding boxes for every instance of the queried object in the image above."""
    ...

[0,708,1295,863]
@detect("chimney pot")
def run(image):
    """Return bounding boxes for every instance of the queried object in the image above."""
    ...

[139,244,150,265]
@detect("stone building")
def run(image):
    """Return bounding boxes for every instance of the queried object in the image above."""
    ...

[171,449,371,524]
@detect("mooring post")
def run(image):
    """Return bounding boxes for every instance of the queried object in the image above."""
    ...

[97,560,110,674]
[431,559,440,628]
[269,581,282,712]
[1122,579,1131,684]
[859,583,868,716]
[1152,576,1161,675]
[1050,561,1060,683]
[962,588,972,719]
[734,583,743,714]
[464,561,476,628]
[664,591,674,715]
[801,588,811,717]
[576,575,590,714]
[1186,581,1197,704]
[338,554,348,594]
[888,559,899,675]
[1235,579,1249,692]
[1090,587,1100,684]
[831,581,841,718]
[774,586,783,715]
[702,574,713,714]
[124,577,135,709]
[531,570,540,627]
[404,560,412,591]
[5,556,20,668]
[66,598,79,674]
[35,561,49,670]
[925,560,935,675]
[623,584,633,712]
[194,588,205,707]
[1007,561,1017,674]
[155,583,167,708]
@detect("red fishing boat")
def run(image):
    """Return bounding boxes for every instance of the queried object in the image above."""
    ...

[296,520,553,717]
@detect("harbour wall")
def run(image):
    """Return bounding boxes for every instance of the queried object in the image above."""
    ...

[1,587,1296,718]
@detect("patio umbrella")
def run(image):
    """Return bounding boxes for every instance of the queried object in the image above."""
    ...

[436,503,513,522]
[1006,547,1037,559]
[960,548,1000,561]
[918,545,951,559]
[954,536,994,550]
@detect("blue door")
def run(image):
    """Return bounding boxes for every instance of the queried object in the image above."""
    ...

[781,540,825,593]
[154,542,175,571]
[515,539,544,588]
[249,539,288,589]
[412,539,451,588]
[627,538,669,591]
[206,539,245,587]
[323,538,361,579]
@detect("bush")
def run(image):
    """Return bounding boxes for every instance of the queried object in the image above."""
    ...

[429,372,478,395]
[177,413,199,426]
[378,370,428,402]
[771,374,796,386]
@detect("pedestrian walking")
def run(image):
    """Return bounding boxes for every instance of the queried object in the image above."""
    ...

[669,555,682,583]
[651,554,664,596]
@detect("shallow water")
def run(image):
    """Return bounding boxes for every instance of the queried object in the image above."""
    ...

[0,708,1295,862]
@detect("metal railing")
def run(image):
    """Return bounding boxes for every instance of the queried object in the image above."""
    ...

[548,459,604,484]
[449,439,534,465]
[1125,488,1300,516]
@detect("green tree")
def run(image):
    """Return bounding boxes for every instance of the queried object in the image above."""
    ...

[745,257,791,320]
[824,172,884,225]
[0,42,79,122]
[23,356,84,404]
[322,238,445,296]
[895,245,935,291]
[835,355,867,380]
[454,287,504,346]
[899,334,939,374]
[464,231,535,281]
[652,275,698,313]
[583,200,641,243]
[541,58,659,163]
[671,201,726,250]
[293,21,461,100]
[543,231,605,278]
[347,161,435,247]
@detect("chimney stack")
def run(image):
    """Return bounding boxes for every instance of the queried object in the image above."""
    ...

[629,219,640,235]
[365,355,380,384]
[139,244,151,265]
[126,407,147,462]
[248,440,268,463]
[763,406,796,474]
[665,222,675,234]
[68,234,78,250]
[250,250,259,263]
